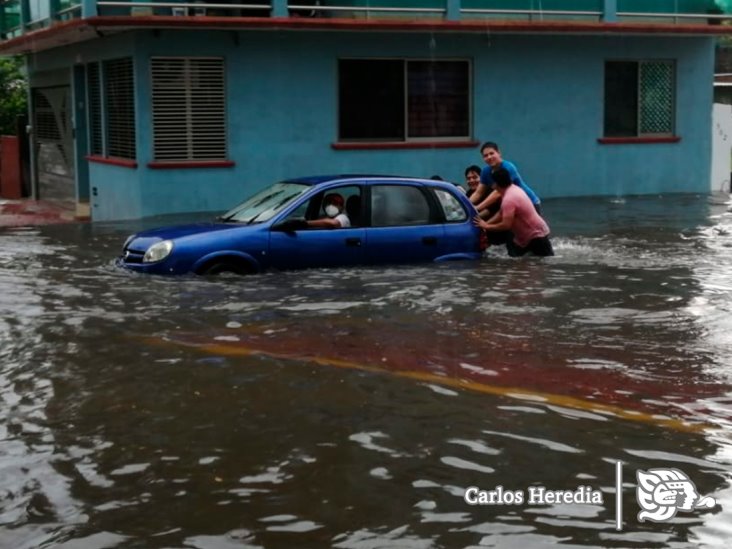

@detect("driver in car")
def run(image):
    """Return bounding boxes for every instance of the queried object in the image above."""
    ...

[306,193,351,229]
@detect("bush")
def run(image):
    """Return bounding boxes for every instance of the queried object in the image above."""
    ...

[0,56,27,136]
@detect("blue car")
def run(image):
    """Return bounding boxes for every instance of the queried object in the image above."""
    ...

[119,175,486,275]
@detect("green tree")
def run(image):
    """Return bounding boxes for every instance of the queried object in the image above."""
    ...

[0,56,27,136]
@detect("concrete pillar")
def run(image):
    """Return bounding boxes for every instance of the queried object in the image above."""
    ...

[19,0,30,30]
[81,0,98,18]
[446,0,460,21]
[24,57,37,200]
[50,0,60,21]
[271,0,287,18]
[603,0,617,22]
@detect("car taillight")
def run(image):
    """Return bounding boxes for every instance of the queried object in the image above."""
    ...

[478,229,488,252]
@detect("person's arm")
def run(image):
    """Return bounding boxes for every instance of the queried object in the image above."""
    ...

[475,189,501,213]
[473,203,514,231]
[473,211,508,232]
[307,217,342,229]
[491,207,513,231]
[469,183,488,205]
[484,209,502,225]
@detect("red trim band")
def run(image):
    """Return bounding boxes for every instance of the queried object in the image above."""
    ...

[86,155,138,168]
[4,17,731,55]
[147,160,235,169]
[332,140,479,150]
[597,136,681,145]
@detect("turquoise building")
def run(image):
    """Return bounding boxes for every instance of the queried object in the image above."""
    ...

[0,0,730,220]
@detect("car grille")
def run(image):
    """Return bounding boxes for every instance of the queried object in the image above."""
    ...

[122,248,145,264]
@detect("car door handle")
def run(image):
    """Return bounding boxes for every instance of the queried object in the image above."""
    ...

[422,236,438,246]
[345,237,361,247]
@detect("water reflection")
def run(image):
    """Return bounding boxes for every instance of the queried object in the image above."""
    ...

[1,194,732,547]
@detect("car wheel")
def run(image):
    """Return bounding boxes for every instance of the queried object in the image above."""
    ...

[201,260,253,276]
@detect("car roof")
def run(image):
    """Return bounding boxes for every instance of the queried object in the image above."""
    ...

[285,175,402,185]
[284,174,457,187]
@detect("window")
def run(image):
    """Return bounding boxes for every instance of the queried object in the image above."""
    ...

[338,59,470,142]
[283,186,362,227]
[434,189,468,222]
[221,182,309,223]
[371,185,432,227]
[151,57,226,161]
[86,57,136,160]
[104,58,136,159]
[87,64,103,156]
[604,60,675,137]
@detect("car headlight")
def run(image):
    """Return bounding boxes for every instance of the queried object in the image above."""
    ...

[143,240,174,263]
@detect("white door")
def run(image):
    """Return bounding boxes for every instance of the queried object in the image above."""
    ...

[712,103,732,193]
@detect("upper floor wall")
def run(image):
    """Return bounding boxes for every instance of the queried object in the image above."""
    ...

[2,0,732,50]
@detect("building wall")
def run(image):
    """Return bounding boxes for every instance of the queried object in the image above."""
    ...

[28,29,717,220]
[28,34,141,218]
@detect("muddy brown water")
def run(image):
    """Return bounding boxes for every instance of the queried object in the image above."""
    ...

[1,193,732,548]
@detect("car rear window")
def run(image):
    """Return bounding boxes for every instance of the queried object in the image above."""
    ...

[434,189,468,222]
[371,185,432,227]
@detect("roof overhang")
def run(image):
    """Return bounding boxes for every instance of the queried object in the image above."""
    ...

[2,15,732,55]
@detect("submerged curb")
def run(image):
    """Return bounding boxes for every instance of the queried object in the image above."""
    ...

[0,199,86,227]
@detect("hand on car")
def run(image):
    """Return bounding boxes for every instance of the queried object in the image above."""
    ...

[473,215,489,230]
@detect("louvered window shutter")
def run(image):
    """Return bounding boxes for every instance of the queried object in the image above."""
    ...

[103,58,136,160]
[87,63,103,156]
[151,57,227,161]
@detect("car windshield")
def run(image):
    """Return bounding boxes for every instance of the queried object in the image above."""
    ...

[219,182,310,223]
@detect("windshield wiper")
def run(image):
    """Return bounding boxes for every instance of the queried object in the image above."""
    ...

[216,213,241,223]
[247,211,265,225]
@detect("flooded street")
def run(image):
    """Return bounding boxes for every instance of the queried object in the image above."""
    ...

[2,193,732,548]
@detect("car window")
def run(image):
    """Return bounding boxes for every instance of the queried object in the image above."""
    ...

[434,189,468,222]
[220,182,309,223]
[285,200,309,220]
[281,185,362,228]
[371,185,432,227]
[315,186,360,220]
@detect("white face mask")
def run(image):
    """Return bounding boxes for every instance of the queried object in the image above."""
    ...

[325,205,340,218]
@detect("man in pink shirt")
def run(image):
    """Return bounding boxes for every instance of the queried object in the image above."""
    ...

[473,167,554,257]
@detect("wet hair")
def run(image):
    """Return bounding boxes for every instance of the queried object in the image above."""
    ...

[480,141,500,154]
[464,165,482,178]
[491,167,512,189]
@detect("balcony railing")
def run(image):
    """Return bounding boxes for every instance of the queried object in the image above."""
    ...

[2,0,730,41]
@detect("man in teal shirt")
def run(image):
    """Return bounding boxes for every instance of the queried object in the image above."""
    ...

[471,141,541,217]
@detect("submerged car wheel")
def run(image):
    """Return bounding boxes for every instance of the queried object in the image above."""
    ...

[199,259,254,276]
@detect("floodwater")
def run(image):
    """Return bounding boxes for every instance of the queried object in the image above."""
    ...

[1,193,732,548]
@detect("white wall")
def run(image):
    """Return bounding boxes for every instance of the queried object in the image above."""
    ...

[712,103,732,193]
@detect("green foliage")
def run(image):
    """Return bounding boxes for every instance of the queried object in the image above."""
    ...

[0,56,27,136]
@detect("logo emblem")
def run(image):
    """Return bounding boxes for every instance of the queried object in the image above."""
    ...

[636,468,716,523]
